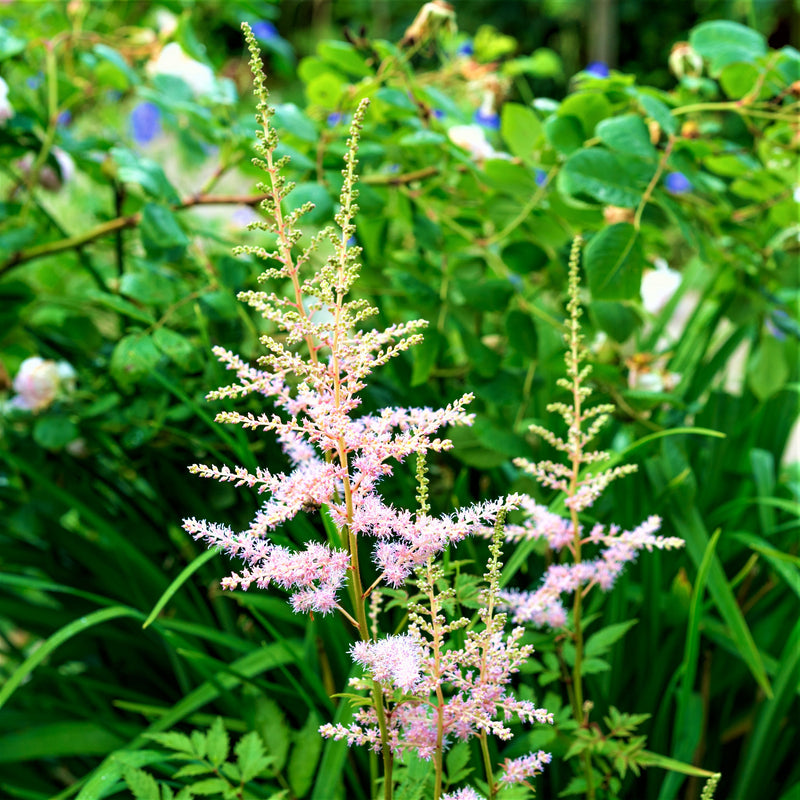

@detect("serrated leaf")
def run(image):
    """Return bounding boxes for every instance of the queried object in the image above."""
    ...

[124,767,161,800]
[206,718,229,767]
[254,697,290,774]
[584,224,644,301]
[584,620,638,658]
[287,713,323,797]
[236,730,272,783]
[173,763,213,779]
[144,731,195,755]
[186,778,229,796]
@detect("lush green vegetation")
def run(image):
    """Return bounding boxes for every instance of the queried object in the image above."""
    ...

[0,3,797,800]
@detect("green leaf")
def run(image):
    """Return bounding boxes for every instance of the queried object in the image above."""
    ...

[236,730,272,783]
[590,300,639,342]
[0,25,26,60]
[719,62,762,99]
[505,309,538,355]
[544,114,584,155]
[0,606,143,711]
[637,93,677,136]
[186,778,229,796]
[411,329,441,387]
[111,148,180,204]
[87,290,157,324]
[255,697,290,774]
[140,204,189,259]
[305,72,345,108]
[152,327,202,372]
[206,718,229,767]
[317,40,372,78]
[287,712,323,796]
[123,767,160,800]
[0,721,124,762]
[584,223,644,300]
[747,335,788,400]
[32,416,79,450]
[272,103,318,142]
[93,43,139,89]
[596,114,657,160]
[501,103,542,162]
[558,92,612,137]
[283,182,333,225]
[584,620,638,658]
[561,150,646,207]
[689,20,767,76]
[110,333,161,389]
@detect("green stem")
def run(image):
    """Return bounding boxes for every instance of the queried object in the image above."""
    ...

[479,732,496,798]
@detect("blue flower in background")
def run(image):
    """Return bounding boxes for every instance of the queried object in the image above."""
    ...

[327,111,343,126]
[431,108,444,120]
[57,110,72,126]
[457,41,474,57]
[474,107,500,130]
[585,61,610,78]
[27,72,43,90]
[535,169,547,187]
[252,20,279,42]
[131,102,162,145]
[665,171,692,195]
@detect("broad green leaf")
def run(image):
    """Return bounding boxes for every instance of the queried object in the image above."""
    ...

[747,335,788,400]
[93,43,139,89]
[561,150,645,207]
[411,328,441,387]
[287,713,323,796]
[283,181,334,225]
[584,223,644,300]
[558,92,612,137]
[152,327,202,372]
[111,147,180,204]
[689,20,767,76]
[305,72,345,108]
[273,103,318,142]
[110,333,161,389]
[0,25,26,59]
[596,114,657,160]
[87,290,156,324]
[590,300,639,341]
[501,103,542,161]
[505,309,538,355]
[317,40,372,77]
[33,416,79,450]
[637,92,677,135]
[544,114,584,155]
[719,62,762,99]
[140,203,189,259]
[254,697,290,774]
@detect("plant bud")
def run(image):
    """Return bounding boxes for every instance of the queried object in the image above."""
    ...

[603,206,634,225]
[669,42,703,79]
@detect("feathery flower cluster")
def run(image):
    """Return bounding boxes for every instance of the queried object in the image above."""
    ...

[498,237,684,629]
[441,789,485,800]
[184,25,479,616]
[500,750,552,785]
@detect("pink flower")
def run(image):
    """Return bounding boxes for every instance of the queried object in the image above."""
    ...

[500,750,552,784]
[9,357,76,412]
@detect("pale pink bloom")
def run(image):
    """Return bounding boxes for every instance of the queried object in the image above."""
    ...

[147,42,215,96]
[448,124,509,162]
[0,77,13,124]
[441,789,486,800]
[500,750,552,784]
[351,634,422,692]
[641,260,681,315]
[10,357,75,412]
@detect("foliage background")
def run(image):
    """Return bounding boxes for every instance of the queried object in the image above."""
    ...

[0,2,798,800]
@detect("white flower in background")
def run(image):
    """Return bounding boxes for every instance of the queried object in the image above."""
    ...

[147,42,215,96]
[448,123,510,163]
[154,8,178,37]
[793,185,800,203]
[641,258,682,315]
[0,76,14,124]
[9,357,76,413]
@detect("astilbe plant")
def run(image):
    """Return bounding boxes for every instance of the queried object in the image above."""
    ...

[184,24,551,800]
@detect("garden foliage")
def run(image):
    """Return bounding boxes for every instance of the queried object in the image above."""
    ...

[0,3,798,800]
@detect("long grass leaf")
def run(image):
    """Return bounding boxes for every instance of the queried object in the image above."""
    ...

[0,606,144,711]
[142,548,219,628]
